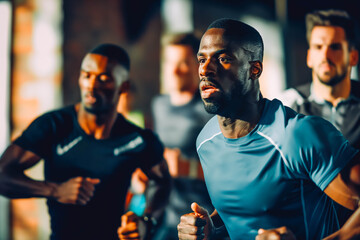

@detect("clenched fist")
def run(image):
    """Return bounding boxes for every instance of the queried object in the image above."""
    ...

[178,202,214,240]
[256,227,296,240]
[51,176,100,205]
[118,211,141,240]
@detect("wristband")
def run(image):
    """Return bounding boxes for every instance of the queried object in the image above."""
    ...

[214,225,228,238]
[142,214,157,227]
[141,214,157,239]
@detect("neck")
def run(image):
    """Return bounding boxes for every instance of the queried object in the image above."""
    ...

[76,103,118,139]
[169,89,197,106]
[218,98,265,139]
[312,74,351,107]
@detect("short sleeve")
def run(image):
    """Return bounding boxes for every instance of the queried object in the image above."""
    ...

[285,115,358,190]
[14,113,56,158]
[139,129,164,171]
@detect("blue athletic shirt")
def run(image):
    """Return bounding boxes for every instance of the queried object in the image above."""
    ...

[196,98,358,240]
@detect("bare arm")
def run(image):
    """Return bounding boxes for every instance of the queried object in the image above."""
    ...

[0,144,54,198]
[324,152,360,210]
[253,152,360,240]
[323,206,360,240]
[0,143,100,205]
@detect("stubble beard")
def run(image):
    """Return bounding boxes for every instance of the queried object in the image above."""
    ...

[203,100,222,114]
[83,103,112,115]
[317,71,346,87]
[202,93,229,115]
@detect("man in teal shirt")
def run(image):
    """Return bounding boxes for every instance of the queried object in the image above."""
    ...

[177,18,360,240]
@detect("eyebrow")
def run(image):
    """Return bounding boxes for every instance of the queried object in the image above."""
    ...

[80,68,111,76]
[197,49,230,57]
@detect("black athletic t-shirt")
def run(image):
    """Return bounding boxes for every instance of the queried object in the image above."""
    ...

[14,105,164,240]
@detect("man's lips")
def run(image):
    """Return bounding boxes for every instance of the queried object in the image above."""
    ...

[200,80,220,99]
[84,92,98,104]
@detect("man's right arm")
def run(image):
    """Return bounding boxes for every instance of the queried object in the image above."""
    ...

[177,203,228,240]
[0,144,99,205]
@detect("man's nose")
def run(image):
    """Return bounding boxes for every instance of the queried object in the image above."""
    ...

[199,59,216,77]
[322,46,331,59]
[85,75,99,89]
[174,62,188,75]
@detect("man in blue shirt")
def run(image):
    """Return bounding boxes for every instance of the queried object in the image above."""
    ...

[279,9,360,228]
[177,18,360,239]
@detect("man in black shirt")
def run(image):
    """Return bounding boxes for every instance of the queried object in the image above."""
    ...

[0,43,171,240]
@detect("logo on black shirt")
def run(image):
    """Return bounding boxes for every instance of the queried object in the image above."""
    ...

[114,136,144,156]
[56,136,83,155]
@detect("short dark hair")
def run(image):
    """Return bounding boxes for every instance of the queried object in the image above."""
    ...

[305,9,358,49]
[207,18,264,61]
[89,43,130,70]
[161,33,200,56]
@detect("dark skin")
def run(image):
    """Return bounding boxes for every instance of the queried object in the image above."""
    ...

[177,27,360,240]
[0,53,171,239]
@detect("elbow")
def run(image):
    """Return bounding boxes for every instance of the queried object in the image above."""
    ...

[350,165,360,186]
[0,168,21,198]
[0,172,12,198]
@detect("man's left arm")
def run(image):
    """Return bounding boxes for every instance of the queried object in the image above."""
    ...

[255,152,360,240]
[324,151,360,211]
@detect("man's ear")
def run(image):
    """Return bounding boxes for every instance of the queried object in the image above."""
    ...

[350,49,359,67]
[306,49,313,69]
[250,61,262,80]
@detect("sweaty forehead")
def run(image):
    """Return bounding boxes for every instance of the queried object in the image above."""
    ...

[199,28,243,56]
[310,26,347,44]
[200,29,228,51]
[81,53,111,71]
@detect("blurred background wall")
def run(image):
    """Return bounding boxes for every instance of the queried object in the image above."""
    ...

[0,0,359,239]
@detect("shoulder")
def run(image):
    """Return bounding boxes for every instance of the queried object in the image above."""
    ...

[256,99,298,144]
[13,106,76,155]
[129,125,163,149]
[139,129,164,164]
[139,128,161,142]
[43,105,75,122]
[258,99,336,150]
[196,116,221,149]
[152,94,170,108]
[277,83,311,107]
[284,114,343,151]
[351,80,360,98]
[112,114,145,135]
[261,98,298,128]
[26,105,75,130]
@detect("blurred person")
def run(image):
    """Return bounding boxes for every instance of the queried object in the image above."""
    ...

[117,83,145,128]
[280,9,360,226]
[150,33,215,240]
[117,85,149,218]
[176,18,360,239]
[0,43,171,240]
